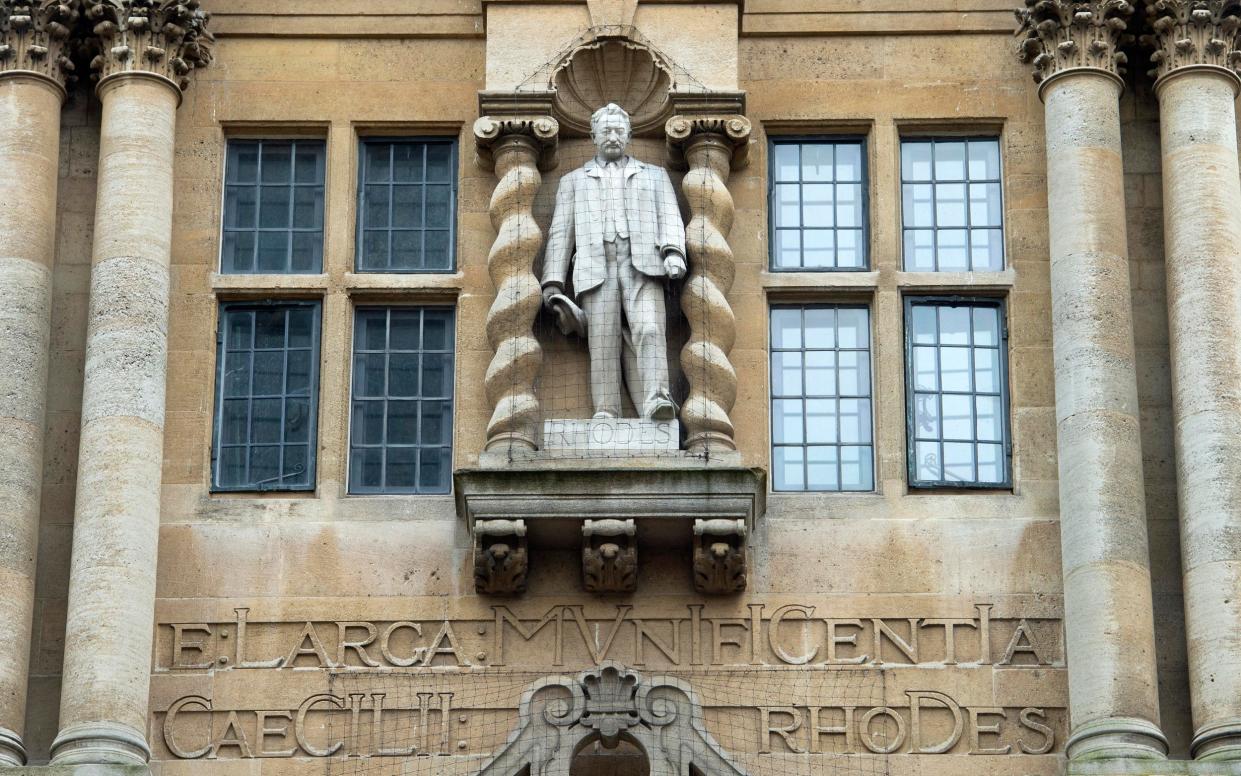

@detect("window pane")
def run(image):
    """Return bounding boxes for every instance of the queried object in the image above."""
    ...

[905,229,935,271]
[905,301,1009,487]
[392,185,424,228]
[230,144,259,184]
[348,308,455,494]
[836,183,862,228]
[225,185,257,229]
[362,230,390,270]
[393,143,425,182]
[935,183,966,228]
[222,231,256,273]
[261,143,292,183]
[902,142,933,181]
[836,143,862,183]
[803,184,833,227]
[968,139,1001,179]
[971,229,1004,271]
[801,144,833,182]
[903,184,935,228]
[392,231,423,270]
[291,233,322,273]
[295,143,325,184]
[773,143,799,182]
[426,144,452,181]
[293,187,324,230]
[970,183,1003,227]
[774,230,801,269]
[259,185,292,229]
[366,143,392,182]
[803,230,834,269]
[841,445,872,491]
[364,185,391,229]
[257,232,290,272]
[838,230,863,268]
[769,305,874,492]
[425,231,451,270]
[775,184,801,228]
[213,303,319,491]
[426,185,452,226]
[934,141,966,180]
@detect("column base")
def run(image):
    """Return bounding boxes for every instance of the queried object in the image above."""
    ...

[0,728,26,766]
[1068,717,1169,762]
[1193,718,1241,762]
[49,723,150,767]
[1068,758,1241,775]
[0,765,150,776]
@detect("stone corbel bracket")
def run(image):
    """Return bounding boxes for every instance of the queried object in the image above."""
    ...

[692,518,747,594]
[663,105,752,456]
[0,0,81,91]
[582,519,637,593]
[473,519,529,596]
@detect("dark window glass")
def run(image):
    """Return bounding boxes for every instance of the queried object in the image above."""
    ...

[222,140,325,274]
[901,138,1004,272]
[349,307,454,494]
[357,140,456,272]
[213,302,320,491]
[905,298,1010,487]
[770,305,874,491]
[770,139,868,271]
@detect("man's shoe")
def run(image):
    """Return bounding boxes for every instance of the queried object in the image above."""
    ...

[592,411,618,420]
[647,400,676,421]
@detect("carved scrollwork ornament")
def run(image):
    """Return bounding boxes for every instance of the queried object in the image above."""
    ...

[0,0,80,90]
[84,0,213,92]
[1014,0,1134,87]
[665,114,752,167]
[1142,0,1241,85]
[473,114,559,172]
[473,519,529,595]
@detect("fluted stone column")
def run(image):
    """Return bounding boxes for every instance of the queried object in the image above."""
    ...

[51,1,211,766]
[665,114,750,455]
[473,114,558,454]
[1145,0,1241,761]
[0,0,79,765]
[1016,1,1168,762]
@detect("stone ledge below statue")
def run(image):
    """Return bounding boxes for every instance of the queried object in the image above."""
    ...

[1067,759,1241,776]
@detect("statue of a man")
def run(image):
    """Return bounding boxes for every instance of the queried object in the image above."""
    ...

[542,103,687,421]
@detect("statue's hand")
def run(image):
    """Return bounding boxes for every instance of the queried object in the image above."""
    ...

[663,254,687,280]
[542,284,561,309]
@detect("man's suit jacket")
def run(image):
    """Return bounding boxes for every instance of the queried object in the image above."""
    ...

[542,156,686,295]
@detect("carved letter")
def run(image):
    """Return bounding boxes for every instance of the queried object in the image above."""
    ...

[422,621,470,667]
[907,690,964,754]
[1000,619,1049,665]
[759,707,805,754]
[255,711,295,758]
[769,605,819,665]
[492,605,565,666]
[808,706,855,754]
[171,624,213,669]
[976,603,993,664]
[1018,708,1054,755]
[826,619,868,664]
[859,707,907,754]
[920,618,977,665]
[568,605,630,664]
[235,608,282,668]
[295,694,344,757]
[164,695,212,759]
[337,622,381,667]
[284,622,337,668]
[632,619,681,666]
[372,693,415,756]
[872,619,919,664]
[209,711,254,759]
[969,707,1011,755]
[379,621,424,667]
[710,618,749,664]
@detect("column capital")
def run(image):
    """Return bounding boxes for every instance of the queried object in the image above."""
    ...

[0,0,81,95]
[85,0,213,94]
[1015,0,1135,91]
[473,114,559,172]
[1142,0,1241,90]
[664,114,752,168]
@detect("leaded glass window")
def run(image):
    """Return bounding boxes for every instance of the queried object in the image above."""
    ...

[770,305,874,491]
[770,139,867,270]
[357,140,456,272]
[901,138,1004,272]
[221,140,325,274]
[349,307,454,494]
[213,302,320,491]
[906,298,1010,487]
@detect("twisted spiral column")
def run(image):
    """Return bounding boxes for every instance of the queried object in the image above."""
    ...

[474,116,558,453]
[666,115,751,454]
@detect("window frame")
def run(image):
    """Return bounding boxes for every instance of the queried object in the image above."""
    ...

[210,300,323,493]
[899,136,1006,273]
[767,135,871,273]
[903,295,1012,490]
[768,302,877,493]
[219,138,327,275]
[355,137,459,274]
[346,305,456,496]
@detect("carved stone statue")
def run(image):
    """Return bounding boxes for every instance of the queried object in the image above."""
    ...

[542,103,687,421]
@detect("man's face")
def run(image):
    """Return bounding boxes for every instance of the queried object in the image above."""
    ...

[592,114,630,161]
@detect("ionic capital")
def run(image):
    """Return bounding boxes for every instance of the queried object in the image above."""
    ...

[85,0,212,94]
[1015,0,1135,89]
[473,114,559,172]
[0,0,80,93]
[1142,0,1241,88]
[664,114,752,167]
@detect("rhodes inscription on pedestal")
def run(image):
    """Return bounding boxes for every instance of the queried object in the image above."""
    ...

[542,418,678,455]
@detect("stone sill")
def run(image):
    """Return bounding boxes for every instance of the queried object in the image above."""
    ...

[211,272,329,297]
[762,270,879,295]
[896,269,1016,291]
[343,271,464,298]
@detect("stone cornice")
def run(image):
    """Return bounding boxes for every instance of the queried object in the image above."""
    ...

[1142,0,1241,85]
[0,0,80,91]
[85,0,212,92]
[1015,0,1135,87]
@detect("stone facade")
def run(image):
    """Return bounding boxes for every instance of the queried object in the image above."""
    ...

[2,2,1241,776]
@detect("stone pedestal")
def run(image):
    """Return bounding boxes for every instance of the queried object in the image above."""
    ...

[542,418,678,455]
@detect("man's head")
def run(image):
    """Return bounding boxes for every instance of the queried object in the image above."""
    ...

[590,103,631,162]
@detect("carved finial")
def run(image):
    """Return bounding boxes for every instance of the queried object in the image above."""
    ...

[1015,0,1135,85]
[84,0,212,91]
[1141,0,1241,82]
[0,0,81,89]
